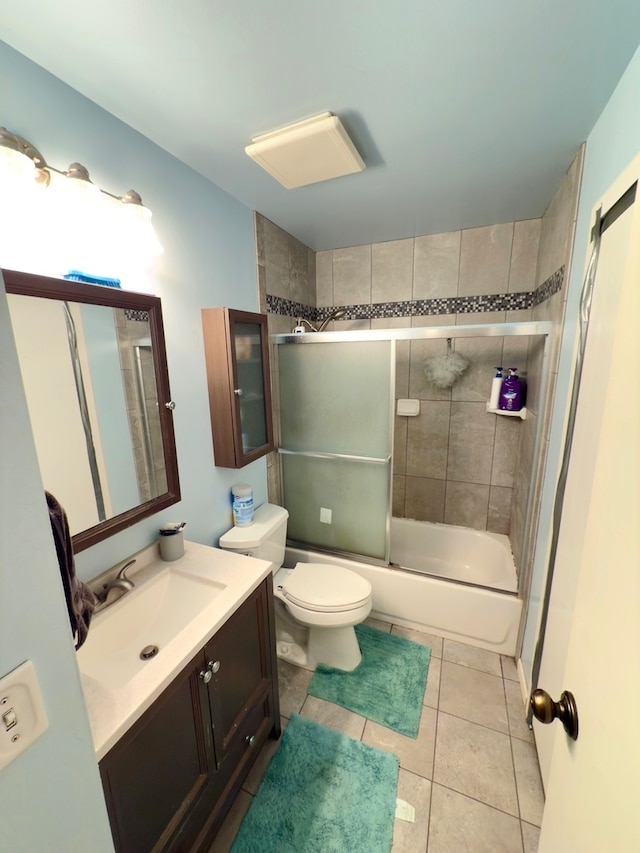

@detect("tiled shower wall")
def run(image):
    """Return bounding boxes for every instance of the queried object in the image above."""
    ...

[256,145,582,562]
[312,223,540,534]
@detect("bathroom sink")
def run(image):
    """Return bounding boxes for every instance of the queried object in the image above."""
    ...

[77,568,226,689]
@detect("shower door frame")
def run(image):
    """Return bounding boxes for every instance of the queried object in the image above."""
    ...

[274,321,553,597]
[277,337,396,565]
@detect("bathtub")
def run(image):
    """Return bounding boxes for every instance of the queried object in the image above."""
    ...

[285,519,522,655]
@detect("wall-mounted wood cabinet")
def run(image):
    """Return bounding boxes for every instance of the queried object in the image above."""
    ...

[201,308,274,468]
[99,580,280,852]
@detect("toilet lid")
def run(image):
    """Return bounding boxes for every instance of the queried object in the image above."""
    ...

[279,563,372,613]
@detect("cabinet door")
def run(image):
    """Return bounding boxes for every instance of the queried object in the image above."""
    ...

[205,581,274,762]
[201,308,274,468]
[100,651,214,853]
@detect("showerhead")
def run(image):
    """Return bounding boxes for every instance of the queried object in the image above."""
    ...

[317,308,347,331]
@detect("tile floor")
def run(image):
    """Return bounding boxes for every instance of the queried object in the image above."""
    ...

[212,619,544,852]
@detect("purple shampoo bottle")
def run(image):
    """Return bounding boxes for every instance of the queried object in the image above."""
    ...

[498,368,522,411]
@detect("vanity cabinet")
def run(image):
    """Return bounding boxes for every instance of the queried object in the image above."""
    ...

[201,308,274,468]
[99,579,280,852]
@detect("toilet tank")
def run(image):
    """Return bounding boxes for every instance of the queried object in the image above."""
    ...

[218,503,289,574]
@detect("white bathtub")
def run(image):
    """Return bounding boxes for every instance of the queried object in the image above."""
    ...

[390,517,517,593]
[285,519,522,655]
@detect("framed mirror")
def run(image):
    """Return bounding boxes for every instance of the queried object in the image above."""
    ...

[3,268,180,552]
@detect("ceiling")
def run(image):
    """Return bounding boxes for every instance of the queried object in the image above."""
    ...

[2,1,640,251]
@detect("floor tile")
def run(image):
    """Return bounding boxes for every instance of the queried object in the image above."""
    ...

[501,654,519,682]
[363,704,437,779]
[511,738,545,826]
[365,616,392,633]
[521,821,541,852]
[210,789,252,853]
[392,769,431,853]
[433,712,518,816]
[505,679,534,743]
[423,654,441,709]
[392,624,444,658]
[299,695,366,740]
[276,659,313,718]
[439,661,508,733]
[442,639,502,676]
[428,784,523,853]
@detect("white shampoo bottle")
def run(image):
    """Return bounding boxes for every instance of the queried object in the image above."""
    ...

[489,367,503,409]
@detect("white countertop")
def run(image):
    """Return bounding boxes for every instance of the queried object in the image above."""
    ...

[77,540,271,761]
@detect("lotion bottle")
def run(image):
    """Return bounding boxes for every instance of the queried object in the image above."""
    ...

[489,367,503,410]
[498,368,522,411]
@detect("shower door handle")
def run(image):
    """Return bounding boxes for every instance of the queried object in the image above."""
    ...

[529,688,579,740]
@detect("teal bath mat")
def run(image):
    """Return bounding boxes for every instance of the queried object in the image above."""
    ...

[308,624,431,738]
[231,713,398,853]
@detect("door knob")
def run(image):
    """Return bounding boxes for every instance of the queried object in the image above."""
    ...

[530,688,579,740]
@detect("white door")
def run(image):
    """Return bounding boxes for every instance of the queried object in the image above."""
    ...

[536,157,640,849]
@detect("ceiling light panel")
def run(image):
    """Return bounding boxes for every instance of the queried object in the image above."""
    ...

[245,112,365,189]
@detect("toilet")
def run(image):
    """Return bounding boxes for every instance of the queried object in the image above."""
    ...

[219,503,372,671]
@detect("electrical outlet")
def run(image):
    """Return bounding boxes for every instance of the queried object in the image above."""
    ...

[0,660,49,771]
[320,507,332,524]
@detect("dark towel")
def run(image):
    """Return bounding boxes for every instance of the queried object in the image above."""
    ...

[45,491,96,650]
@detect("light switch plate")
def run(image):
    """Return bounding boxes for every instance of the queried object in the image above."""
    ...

[0,660,49,770]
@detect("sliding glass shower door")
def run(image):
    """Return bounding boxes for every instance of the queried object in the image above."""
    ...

[278,339,394,562]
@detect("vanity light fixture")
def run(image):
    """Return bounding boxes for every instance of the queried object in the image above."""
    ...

[0,126,160,242]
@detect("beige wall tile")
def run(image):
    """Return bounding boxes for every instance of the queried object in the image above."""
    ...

[458,223,514,297]
[406,402,451,479]
[395,338,411,398]
[491,416,521,488]
[444,482,489,529]
[488,486,512,534]
[447,402,495,484]
[332,244,372,304]
[392,473,406,516]
[372,238,414,303]
[315,250,333,307]
[508,219,541,293]
[263,216,290,299]
[289,233,311,305]
[413,231,461,299]
[394,417,408,475]
[404,476,446,523]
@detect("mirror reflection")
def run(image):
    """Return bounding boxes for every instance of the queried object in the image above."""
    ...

[3,269,180,551]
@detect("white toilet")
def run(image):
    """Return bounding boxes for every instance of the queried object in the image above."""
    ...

[219,503,372,671]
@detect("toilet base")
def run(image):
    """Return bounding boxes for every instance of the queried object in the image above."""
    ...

[274,603,363,672]
[308,625,362,672]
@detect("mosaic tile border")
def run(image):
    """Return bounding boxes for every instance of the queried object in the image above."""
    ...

[267,266,564,323]
[124,309,150,322]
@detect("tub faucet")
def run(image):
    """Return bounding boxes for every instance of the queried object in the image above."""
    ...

[95,559,137,611]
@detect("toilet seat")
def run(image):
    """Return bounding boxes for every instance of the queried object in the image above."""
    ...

[277,563,371,613]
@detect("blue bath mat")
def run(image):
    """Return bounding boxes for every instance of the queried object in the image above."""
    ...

[308,624,431,738]
[231,713,398,853]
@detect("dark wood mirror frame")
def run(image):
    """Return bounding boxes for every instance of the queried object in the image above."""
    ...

[3,268,181,552]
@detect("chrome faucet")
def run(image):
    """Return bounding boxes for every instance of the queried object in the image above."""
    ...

[95,559,137,611]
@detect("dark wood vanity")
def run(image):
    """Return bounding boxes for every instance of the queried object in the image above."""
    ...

[98,578,280,852]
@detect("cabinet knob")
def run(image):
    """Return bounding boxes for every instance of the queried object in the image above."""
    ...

[209,660,221,674]
[233,388,243,396]
[245,735,256,747]
[164,401,176,410]
[199,669,212,684]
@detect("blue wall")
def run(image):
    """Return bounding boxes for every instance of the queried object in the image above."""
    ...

[0,39,267,849]
[521,43,640,679]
